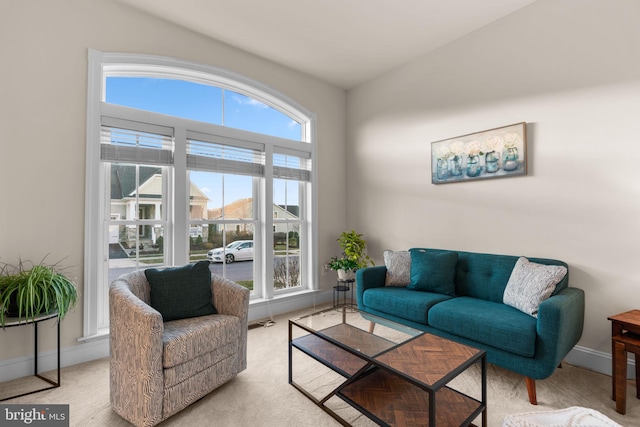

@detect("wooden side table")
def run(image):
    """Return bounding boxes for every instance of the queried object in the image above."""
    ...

[608,309,640,414]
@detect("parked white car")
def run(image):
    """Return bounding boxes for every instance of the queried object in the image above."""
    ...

[207,240,254,264]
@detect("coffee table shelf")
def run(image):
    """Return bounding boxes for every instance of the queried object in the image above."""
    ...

[339,368,482,426]
[292,333,368,378]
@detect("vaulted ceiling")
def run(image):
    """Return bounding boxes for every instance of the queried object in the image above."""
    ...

[113,0,536,89]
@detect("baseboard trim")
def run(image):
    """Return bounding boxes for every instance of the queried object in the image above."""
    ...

[0,338,110,383]
[0,290,334,383]
[565,345,635,378]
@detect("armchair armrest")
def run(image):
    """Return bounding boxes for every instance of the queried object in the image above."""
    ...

[109,273,164,425]
[212,275,250,319]
[211,275,250,372]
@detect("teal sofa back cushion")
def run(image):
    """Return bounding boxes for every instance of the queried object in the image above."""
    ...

[407,249,458,296]
[410,249,569,303]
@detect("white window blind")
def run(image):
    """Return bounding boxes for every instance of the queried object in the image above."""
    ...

[273,148,311,181]
[186,131,264,176]
[100,117,174,165]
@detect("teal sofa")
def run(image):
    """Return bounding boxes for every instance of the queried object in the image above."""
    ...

[356,248,585,405]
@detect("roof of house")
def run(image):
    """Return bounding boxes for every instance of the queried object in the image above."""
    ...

[110,165,161,200]
[208,198,299,220]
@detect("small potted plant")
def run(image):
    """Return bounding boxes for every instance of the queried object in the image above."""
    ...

[327,256,359,280]
[327,230,374,280]
[0,258,78,328]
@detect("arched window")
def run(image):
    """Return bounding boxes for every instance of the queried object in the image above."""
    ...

[84,50,315,339]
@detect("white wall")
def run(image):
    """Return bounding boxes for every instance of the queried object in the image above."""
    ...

[0,0,346,367]
[347,0,640,373]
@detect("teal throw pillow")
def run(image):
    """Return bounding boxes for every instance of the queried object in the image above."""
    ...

[145,261,217,321]
[407,249,458,295]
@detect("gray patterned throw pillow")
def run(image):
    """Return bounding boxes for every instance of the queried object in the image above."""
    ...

[383,250,411,287]
[503,257,567,317]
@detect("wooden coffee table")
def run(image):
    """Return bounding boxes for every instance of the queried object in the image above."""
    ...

[289,307,487,426]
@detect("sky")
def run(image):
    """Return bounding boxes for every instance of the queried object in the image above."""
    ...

[106,77,301,208]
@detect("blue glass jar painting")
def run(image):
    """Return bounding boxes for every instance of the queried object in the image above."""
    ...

[447,141,465,177]
[436,158,449,179]
[481,135,503,173]
[464,140,482,177]
[501,132,521,171]
[466,155,481,177]
[449,155,463,176]
[502,147,519,171]
[434,145,453,179]
[431,122,526,184]
[484,151,500,173]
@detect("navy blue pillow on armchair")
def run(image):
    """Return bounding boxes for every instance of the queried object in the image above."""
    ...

[407,249,458,296]
[145,261,217,321]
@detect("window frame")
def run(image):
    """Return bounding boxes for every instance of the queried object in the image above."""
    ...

[83,50,317,340]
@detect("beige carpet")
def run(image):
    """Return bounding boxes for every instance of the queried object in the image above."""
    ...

[3,305,639,426]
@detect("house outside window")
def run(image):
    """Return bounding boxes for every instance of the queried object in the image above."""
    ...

[84,50,316,339]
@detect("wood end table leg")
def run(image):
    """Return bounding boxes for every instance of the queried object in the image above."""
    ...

[635,353,640,399]
[614,340,627,414]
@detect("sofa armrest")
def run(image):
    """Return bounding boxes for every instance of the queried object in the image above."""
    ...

[536,287,585,367]
[109,275,164,425]
[211,275,250,372]
[356,266,387,309]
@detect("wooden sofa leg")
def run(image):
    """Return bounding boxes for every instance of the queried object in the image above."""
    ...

[369,321,375,333]
[526,377,537,405]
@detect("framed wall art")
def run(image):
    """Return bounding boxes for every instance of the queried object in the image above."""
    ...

[431,122,527,184]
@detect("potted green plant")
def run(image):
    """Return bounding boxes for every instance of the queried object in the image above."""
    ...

[327,230,374,280]
[337,230,374,269]
[327,256,359,280]
[0,258,78,328]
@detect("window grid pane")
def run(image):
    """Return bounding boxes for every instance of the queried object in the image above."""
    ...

[107,162,167,290]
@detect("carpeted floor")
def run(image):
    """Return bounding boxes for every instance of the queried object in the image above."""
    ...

[3,305,639,426]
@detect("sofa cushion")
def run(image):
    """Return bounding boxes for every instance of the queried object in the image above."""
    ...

[452,252,519,302]
[503,257,568,317]
[383,250,411,287]
[428,296,537,357]
[145,261,217,321]
[407,249,458,295]
[162,314,240,368]
[363,287,453,324]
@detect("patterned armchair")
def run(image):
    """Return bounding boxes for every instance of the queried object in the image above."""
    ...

[109,269,250,427]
